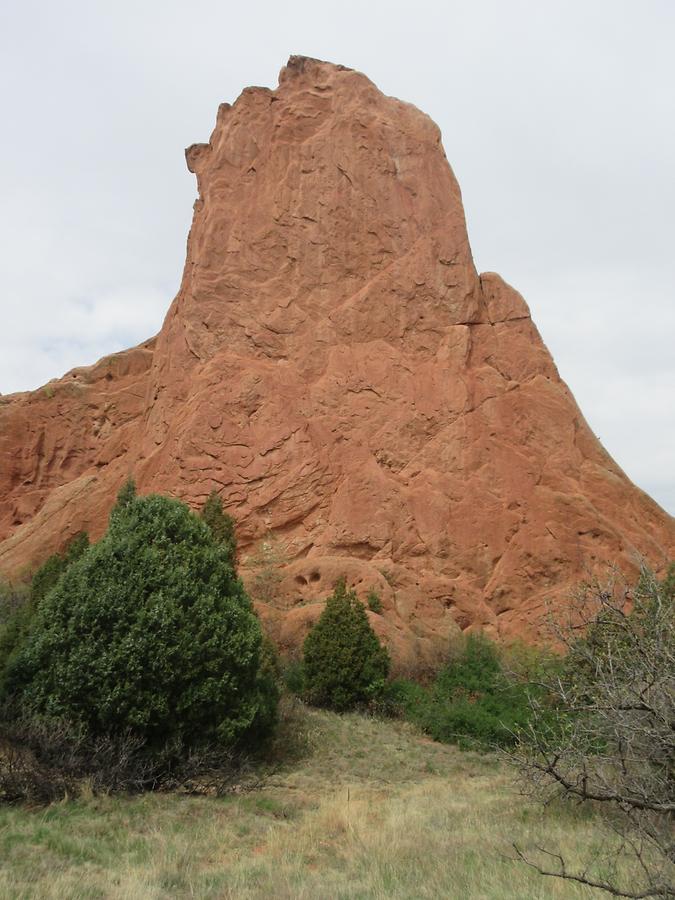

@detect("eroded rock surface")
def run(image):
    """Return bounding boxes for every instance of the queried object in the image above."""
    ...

[1,57,673,668]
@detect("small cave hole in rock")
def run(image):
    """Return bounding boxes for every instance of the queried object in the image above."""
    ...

[309,571,321,583]
[295,575,308,587]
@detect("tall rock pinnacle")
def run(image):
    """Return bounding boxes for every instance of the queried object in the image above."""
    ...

[1,57,672,667]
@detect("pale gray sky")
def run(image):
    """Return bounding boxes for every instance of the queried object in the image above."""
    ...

[1,0,673,513]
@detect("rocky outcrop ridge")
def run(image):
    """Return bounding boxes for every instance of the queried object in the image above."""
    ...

[1,57,673,668]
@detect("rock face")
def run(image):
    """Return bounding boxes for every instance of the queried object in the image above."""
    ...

[1,57,673,669]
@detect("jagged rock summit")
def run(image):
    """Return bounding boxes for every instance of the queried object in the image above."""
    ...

[1,57,673,667]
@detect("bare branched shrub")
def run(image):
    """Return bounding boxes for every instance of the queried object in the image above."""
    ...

[510,566,674,898]
[0,711,262,804]
[0,579,31,625]
[245,535,287,604]
[263,693,315,766]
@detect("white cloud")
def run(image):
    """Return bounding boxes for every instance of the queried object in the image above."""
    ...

[0,284,168,394]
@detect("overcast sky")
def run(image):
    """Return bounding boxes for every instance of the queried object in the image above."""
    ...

[1,0,673,514]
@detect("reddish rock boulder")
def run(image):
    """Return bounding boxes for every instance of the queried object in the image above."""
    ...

[1,57,672,669]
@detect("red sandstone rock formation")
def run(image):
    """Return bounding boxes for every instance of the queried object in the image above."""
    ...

[1,57,672,668]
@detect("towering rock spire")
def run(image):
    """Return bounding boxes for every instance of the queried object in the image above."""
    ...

[1,57,672,667]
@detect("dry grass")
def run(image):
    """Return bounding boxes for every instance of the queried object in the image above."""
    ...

[0,705,611,899]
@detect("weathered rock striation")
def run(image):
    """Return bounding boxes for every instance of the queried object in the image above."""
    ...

[1,57,673,668]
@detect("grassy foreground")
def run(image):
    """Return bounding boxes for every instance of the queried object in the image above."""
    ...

[0,704,608,899]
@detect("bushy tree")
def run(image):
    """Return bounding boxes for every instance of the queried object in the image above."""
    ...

[201,490,237,571]
[303,578,390,711]
[29,531,89,607]
[0,533,89,694]
[2,490,277,752]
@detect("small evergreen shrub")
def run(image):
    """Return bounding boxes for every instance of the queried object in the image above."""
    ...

[115,477,137,509]
[381,634,545,750]
[421,633,538,749]
[373,677,429,718]
[366,589,382,614]
[2,486,277,755]
[303,579,390,711]
[200,490,237,571]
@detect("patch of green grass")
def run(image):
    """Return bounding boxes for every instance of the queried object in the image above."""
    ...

[0,707,617,898]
